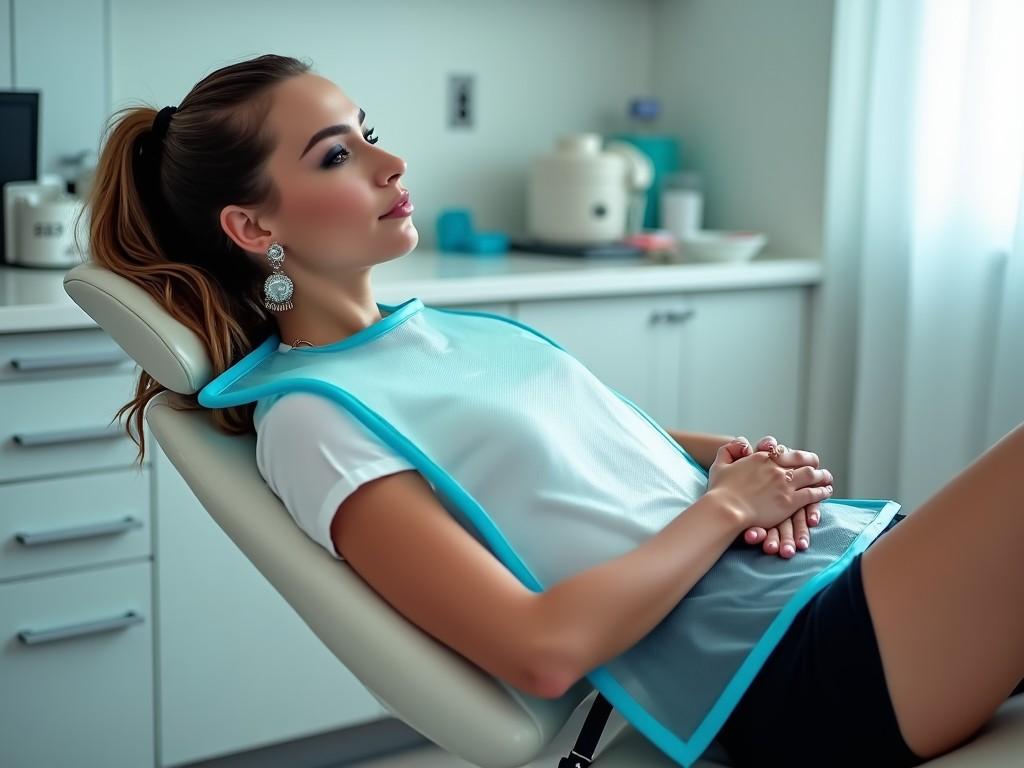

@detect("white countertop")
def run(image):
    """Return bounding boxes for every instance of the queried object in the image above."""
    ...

[0,248,822,334]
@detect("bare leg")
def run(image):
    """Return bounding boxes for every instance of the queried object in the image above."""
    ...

[860,420,1024,759]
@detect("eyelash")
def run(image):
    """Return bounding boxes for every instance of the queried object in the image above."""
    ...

[322,126,379,168]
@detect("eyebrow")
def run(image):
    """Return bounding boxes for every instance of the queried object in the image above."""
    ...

[299,107,366,159]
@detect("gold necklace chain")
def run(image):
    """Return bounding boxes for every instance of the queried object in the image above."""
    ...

[287,309,391,350]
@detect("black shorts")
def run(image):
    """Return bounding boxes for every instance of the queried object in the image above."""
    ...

[715,512,926,767]
[715,511,1024,766]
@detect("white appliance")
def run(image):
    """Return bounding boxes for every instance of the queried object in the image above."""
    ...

[3,176,90,268]
[527,133,653,245]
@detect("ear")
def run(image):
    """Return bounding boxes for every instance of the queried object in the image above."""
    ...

[219,204,279,256]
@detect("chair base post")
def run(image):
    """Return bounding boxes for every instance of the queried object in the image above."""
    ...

[558,692,613,767]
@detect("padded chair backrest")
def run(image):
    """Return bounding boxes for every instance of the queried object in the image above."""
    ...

[63,261,594,768]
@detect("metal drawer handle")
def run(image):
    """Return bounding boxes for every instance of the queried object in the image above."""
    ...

[12,423,124,447]
[17,610,145,646]
[9,349,132,372]
[15,515,143,547]
[663,308,696,323]
[649,308,697,325]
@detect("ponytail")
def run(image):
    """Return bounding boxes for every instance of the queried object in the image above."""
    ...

[79,54,312,465]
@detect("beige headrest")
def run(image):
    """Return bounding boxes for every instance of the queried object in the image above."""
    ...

[63,261,212,395]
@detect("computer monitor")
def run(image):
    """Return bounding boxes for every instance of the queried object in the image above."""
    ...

[0,91,41,263]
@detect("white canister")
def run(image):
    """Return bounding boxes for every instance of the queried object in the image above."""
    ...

[660,172,703,240]
[527,133,630,244]
[15,195,89,268]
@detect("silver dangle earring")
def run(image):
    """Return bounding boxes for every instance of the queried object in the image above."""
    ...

[262,242,294,311]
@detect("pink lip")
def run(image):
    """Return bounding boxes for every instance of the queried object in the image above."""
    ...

[380,190,413,219]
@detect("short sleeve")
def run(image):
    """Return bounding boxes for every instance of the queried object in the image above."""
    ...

[254,392,415,560]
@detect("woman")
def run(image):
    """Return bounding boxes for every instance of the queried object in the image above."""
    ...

[84,54,1023,767]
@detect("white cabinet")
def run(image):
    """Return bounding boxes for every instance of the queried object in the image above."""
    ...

[674,288,807,445]
[0,468,151,582]
[515,287,808,447]
[514,294,678,427]
[0,561,154,768]
[438,300,515,317]
[0,328,154,768]
[0,370,143,481]
[153,446,385,767]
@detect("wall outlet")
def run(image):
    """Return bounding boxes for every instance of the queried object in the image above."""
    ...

[448,74,475,129]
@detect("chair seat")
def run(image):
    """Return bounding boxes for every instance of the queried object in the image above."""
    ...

[591,693,1024,767]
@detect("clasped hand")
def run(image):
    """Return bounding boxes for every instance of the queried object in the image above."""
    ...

[727,435,833,559]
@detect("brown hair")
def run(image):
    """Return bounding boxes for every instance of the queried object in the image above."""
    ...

[79,53,312,466]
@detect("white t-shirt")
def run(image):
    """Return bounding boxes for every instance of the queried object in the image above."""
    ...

[254,371,415,560]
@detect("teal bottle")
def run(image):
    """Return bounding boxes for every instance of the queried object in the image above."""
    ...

[608,97,680,229]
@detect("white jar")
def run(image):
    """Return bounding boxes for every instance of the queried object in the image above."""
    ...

[527,134,630,244]
[15,195,88,267]
[660,172,703,240]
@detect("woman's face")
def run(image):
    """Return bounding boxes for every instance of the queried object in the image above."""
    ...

[230,73,417,274]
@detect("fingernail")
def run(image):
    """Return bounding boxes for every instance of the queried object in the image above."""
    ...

[798,537,808,548]
[782,544,794,556]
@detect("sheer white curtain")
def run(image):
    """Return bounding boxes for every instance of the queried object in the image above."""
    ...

[846,0,1024,512]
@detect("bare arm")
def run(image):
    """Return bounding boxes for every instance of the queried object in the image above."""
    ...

[331,469,746,701]
[666,428,735,472]
[531,489,745,697]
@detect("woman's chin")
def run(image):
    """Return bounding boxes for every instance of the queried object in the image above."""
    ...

[381,226,419,261]
[395,220,419,248]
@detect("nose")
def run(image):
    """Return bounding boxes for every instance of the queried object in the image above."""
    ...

[377,150,406,187]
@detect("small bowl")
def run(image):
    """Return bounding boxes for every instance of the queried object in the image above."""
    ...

[677,231,767,263]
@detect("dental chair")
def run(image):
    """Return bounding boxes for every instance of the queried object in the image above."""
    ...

[64,260,1024,768]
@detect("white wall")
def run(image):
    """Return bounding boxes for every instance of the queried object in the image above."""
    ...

[7,0,109,179]
[109,0,654,248]
[7,1,659,243]
[651,0,834,260]
[11,1,837,257]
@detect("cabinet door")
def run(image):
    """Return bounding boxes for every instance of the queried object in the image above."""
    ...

[0,467,151,582]
[154,446,384,767]
[514,295,677,428]
[0,561,153,768]
[674,287,807,446]
[0,369,145,482]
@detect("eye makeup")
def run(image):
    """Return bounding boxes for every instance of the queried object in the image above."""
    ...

[320,125,379,169]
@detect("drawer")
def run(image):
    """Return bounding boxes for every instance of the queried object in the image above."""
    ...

[0,560,154,768]
[0,371,148,481]
[0,328,137,383]
[0,468,151,582]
